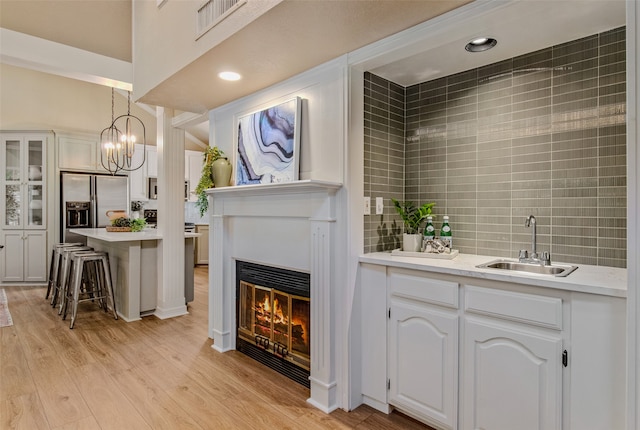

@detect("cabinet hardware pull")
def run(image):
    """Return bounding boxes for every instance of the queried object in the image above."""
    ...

[562,349,568,367]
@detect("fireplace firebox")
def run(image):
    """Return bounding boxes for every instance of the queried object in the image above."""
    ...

[236,261,310,387]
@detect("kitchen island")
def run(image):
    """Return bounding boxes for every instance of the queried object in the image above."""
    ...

[69,228,199,321]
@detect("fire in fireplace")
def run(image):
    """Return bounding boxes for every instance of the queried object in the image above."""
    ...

[236,261,310,387]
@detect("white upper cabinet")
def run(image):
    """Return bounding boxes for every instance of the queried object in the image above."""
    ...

[1,132,48,230]
[146,146,157,178]
[185,150,204,202]
[128,143,148,200]
[57,132,110,173]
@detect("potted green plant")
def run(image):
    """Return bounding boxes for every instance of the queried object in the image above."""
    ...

[194,146,225,217]
[392,198,435,251]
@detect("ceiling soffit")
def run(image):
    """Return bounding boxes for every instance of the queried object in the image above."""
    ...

[137,0,470,113]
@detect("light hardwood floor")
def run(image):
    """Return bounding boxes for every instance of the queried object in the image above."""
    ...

[1,266,435,430]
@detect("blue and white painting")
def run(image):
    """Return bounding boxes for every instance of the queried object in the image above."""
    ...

[236,97,301,185]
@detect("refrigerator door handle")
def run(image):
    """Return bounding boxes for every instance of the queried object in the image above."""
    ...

[90,176,97,228]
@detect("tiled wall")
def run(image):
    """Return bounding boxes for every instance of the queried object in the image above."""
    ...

[364,73,406,252]
[364,27,627,268]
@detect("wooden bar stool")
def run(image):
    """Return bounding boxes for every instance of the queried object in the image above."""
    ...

[62,251,117,329]
[46,243,82,300]
[51,246,93,312]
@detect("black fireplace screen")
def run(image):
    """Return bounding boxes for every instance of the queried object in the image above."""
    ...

[236,261,310,387]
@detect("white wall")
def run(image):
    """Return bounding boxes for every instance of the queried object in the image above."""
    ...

[0,63,203,150]
[0,63,154,138]
[209,56,346,183]
[133,0,281,102]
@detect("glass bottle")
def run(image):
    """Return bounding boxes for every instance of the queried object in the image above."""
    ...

[423,216,435,251]
[440,215,452,249]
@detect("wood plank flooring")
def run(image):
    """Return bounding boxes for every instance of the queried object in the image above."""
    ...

[1,266,435,430]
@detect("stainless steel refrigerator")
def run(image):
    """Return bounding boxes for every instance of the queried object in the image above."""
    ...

[61,172,129,243]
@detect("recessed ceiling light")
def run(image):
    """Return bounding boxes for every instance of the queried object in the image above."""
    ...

[218,71,241,81]
[465,37,497,53]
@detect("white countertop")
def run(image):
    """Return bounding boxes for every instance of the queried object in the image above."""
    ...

[69,228,200,242]
[360,252,627,298]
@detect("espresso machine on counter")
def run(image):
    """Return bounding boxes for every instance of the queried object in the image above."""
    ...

[143,209,157,228]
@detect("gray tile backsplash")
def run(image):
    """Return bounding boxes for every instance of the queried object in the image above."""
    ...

[363,27,626,268]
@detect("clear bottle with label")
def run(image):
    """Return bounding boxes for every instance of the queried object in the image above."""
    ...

[440,215,452,249]
[423,216,435,251]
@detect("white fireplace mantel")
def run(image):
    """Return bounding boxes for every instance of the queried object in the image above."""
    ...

[206,179,343,413]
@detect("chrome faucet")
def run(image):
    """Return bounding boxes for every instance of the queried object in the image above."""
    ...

[520,215,551,265]
[525,215,537,259]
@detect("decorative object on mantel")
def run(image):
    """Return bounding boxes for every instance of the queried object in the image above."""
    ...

[392,198,436,252]
[391,248,459,259]
[106,216,147,232]
[195,146,225,217]
[236,97,301,186]
[212,157,232,188]
[99,88,147,175]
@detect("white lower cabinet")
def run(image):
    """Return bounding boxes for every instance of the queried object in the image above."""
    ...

[359,264,626,430]
[388,297,458,429]
[1,230,47,282]
[461,285,564,430]
[461,317,562,430]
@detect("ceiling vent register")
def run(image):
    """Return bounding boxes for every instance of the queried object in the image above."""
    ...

[196,0,246,40]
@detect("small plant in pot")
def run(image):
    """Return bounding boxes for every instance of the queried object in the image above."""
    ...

[392,198,435,252]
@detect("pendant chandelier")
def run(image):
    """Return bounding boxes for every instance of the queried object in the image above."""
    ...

[100,88,146,175]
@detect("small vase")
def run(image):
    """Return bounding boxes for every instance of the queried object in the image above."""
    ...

[212,157,232,188]
[402,233,422,252]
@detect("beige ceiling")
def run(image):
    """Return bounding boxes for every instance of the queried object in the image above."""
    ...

[0,0,471,113]
[138,0,471,112]
[0,0,626,116]
[0,0,131,62]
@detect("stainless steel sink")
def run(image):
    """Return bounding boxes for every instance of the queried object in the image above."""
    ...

[476,259,578,277]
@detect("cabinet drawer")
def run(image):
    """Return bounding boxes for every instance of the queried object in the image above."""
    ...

[464,285,562,330]
[389,269,459,309]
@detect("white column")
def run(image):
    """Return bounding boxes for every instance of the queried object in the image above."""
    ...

[210,210,234,351]
[155,106,188,319]
[308,218,338,413]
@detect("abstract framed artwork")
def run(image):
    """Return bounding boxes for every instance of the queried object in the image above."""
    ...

[235,97,301,186]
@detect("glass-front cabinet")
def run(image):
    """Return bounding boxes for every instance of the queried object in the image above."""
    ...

[1,134,46,229]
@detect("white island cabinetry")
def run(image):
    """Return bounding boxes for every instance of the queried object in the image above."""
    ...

[359,254,626,430]
[69,228,198,321]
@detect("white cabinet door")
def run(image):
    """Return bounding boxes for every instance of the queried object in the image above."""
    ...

[146,147,158,177]
[0,230,46,282]
[2,133,47,230]
[461,317,562,430]
[58,134,110,173]
[186,150,203,202]
[388,298,458,430]
[129,144,147,200]
[23,231,47,282]
[0,231,24,282]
